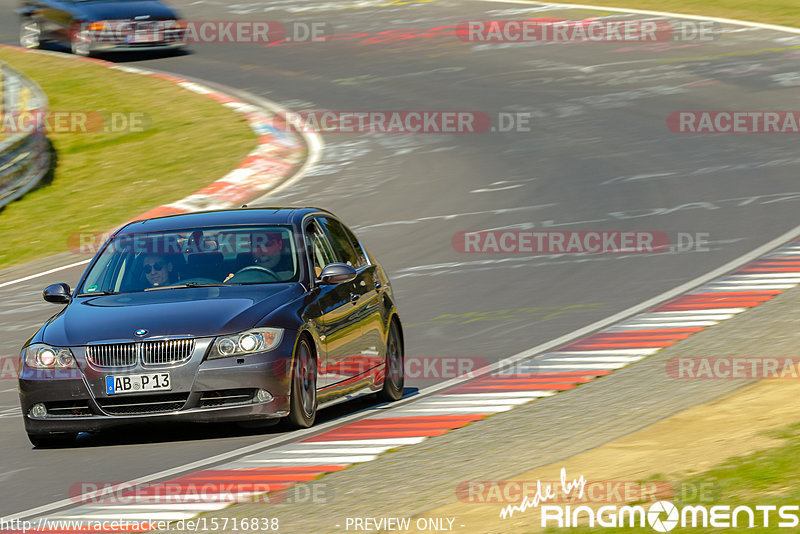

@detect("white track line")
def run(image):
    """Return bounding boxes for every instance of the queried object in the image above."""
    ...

[715,279,800,285]
[412,399,533,405]
[0,259,91,289]
[476,0,800,35]
[539,356,645,362]
[271,447,394,454]
[615,321,721,327]
[642,308,750,319]
[303,438,427,446]
[553,349,660,355]
[5,4,800,523]
[705,284,796,290]
[630,314,737,321]
[243,457,374,464]
[729,274,800,278]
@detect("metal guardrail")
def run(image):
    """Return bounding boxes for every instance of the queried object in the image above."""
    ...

[0,60,50,209]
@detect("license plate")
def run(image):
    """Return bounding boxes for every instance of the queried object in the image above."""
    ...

[129,31,159,43]
[105,373,171,394]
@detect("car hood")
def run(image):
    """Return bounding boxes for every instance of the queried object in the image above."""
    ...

[42,284,303,346]
[74,1,178,21]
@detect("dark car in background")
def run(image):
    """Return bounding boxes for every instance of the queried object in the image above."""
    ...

[18,208,405,447]
[19,0,186,56]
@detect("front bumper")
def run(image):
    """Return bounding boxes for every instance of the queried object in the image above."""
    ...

[87,41,186,53]
[19,336,296,435]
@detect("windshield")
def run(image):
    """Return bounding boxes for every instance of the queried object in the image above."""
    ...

[78,225,298,295]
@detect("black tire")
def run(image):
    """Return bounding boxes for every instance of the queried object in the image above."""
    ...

[377,320,404,402]
[27,432,76,448]
[19,19,42,49]
[284,337,317,429]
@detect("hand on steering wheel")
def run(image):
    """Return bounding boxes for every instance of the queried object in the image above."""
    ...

[235,265,280,281]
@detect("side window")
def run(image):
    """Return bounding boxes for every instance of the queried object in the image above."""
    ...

[340,223,368,268]
[305,220,336,278]
[318,217,363,268]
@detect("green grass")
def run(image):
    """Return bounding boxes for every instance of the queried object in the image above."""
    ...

[0,48,256,269]
[552,0,800,28]
[543,422,800,533]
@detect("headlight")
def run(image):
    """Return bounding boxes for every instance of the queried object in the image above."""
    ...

[208,328,283,360]
[24,344,76,369]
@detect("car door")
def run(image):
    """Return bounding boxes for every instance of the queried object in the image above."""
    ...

[317,217,385,377]
[304,218,363,389]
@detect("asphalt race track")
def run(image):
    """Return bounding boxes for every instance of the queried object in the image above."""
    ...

[1,0,800,519]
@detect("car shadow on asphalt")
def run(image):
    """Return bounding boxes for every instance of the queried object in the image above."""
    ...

[36,42,191,62]
[64,388,419,448]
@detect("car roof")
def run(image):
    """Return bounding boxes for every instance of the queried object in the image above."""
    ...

[116,207,333,235]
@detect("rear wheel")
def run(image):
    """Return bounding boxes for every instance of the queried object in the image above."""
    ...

[377,320,404,402]
[27,432,76,448]
[19,19,42,49]
[285,337,317,428]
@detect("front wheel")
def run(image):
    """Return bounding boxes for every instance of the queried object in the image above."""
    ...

[377,320,404,402]
[284,337,317,428]
[20,19,42,49]
[70,29,91,56]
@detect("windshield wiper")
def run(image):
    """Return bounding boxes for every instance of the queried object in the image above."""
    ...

[144,282,226,291]
[77,290,117,297]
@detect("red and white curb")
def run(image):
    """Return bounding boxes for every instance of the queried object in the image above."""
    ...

[15,238,800,530]
[105,67,310,220]
[0,46,316,221]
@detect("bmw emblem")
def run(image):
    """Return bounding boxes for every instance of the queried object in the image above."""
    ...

[135,329,148,337]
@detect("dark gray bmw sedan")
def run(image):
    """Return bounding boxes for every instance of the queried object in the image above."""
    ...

[19,208,404,447]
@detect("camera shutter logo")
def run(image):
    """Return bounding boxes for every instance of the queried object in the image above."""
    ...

[647,501,679,532]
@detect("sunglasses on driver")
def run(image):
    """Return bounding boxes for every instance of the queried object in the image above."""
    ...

[144,262,164,274]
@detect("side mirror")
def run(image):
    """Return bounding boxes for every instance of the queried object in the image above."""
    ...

[43,283,71,304]
[318,263,357,285]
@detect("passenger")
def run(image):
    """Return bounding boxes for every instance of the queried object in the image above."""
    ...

[142,254,174,287]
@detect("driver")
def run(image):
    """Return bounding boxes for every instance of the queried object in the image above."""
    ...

[251,232,284,270]
[223,232,284,282]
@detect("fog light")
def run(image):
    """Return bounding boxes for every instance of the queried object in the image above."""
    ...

[30,403,47,418]
[256,389,272,402]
